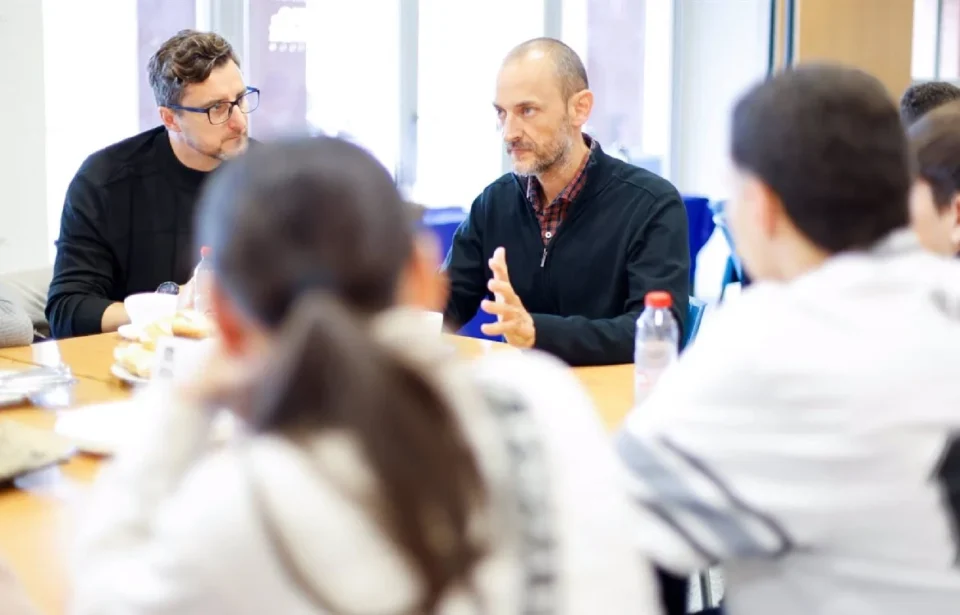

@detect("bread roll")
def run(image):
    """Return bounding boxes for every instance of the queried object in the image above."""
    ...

[171,310,213,339]
[115,344,155,379]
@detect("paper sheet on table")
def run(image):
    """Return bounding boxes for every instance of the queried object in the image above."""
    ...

[55,400,237,455]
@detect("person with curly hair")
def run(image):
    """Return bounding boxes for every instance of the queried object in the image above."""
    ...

[46,30,259,339]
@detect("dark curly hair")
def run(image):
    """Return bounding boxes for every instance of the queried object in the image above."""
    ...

[147,30,239,107]
[732,64,910,254]
[909,101,960,212]
[900,81,960,127]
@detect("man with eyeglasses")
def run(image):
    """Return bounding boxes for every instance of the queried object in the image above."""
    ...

[46,30,259,338]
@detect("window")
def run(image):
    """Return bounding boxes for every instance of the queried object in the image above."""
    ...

[35,0,681,262]
[413,0,545,207]
[912,0,960,81]
[243,0,675,208]
[244,0,401,176]
[562,0,674,178]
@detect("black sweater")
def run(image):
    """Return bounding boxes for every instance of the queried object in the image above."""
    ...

[443,145,690,366]
[47,127,207,338]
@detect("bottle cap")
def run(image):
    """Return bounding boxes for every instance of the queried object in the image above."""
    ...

[644,291,672,309]
[200,246,212,258]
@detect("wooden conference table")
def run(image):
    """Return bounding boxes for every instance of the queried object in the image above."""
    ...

[0,333,634,614]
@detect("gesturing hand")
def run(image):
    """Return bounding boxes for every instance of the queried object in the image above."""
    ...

[480,247,535,348]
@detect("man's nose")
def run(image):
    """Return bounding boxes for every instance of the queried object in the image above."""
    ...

[501,114,522,142]
[227,107,247,132]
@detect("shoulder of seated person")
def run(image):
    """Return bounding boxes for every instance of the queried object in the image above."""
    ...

[690,283,795,358]
[180,432,374,517]
[74,127,167,188]
[600,156,681,204]
[475,172,523,200]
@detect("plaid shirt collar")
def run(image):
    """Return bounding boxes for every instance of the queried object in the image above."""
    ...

[524,134,598,210]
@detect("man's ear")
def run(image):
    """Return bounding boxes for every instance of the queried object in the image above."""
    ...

[949,194,960,251]
[159,107,181,133]
[568,89,594,130]
[211,282,249,356]
[740,174,781,238]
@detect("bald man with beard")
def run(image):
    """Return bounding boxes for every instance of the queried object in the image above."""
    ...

[442,37,690,367]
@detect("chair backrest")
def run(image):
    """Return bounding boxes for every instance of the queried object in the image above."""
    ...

[0,266,52,337]
[683,297,707,350]
[682,195,716,289]
[421,206,499,340]
[708,200,751,295]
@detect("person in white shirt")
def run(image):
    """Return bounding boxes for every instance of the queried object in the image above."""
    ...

[0,281,33,348]
[71,136,660,614]
[617,64,960,615]
[0,558,38,615]
[907,100,960,257]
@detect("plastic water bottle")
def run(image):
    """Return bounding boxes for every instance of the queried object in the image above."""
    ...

[192,246,214,315]
[634,291,679,408]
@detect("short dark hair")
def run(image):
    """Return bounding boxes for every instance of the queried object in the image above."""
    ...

[147,30,239,107]
[909,100,960,212]
[505,37,588,100]
[900,81,960,126]
[731,64,910,253]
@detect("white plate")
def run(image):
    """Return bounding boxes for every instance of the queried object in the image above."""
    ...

[55,401,133,455]
[110,363,149,386]
[56,402,239,455]
[117,324,142,342]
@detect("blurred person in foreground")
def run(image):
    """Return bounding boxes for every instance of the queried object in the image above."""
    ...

[0,282,33,347]
[618,64,960,615]
[443,37,689,366]
[0,559,38,615]
[46,30,257,338]
[900,80,960,126]
[907,101,960,256]
[70,137,661,614]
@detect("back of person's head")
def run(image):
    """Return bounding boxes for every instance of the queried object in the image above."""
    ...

[729,64,910,279]
[900,81,960,127]
[908,101,960,255]
[196,136,486,610]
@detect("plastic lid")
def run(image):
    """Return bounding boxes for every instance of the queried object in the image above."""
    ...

[200,246,212,258]
[644,291,672,309]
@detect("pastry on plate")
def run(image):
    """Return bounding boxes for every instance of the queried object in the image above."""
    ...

[138,316,174,351]
[172,310,214,339]
[115,344,155,379]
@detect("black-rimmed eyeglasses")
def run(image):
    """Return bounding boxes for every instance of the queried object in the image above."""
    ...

[167,86,260,125]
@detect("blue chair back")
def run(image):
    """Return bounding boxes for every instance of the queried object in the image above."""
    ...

[422,207,468,258]
[708,200,750,296]
[682,195,716,290]
[422,206,499,340]
[683,297,707,350]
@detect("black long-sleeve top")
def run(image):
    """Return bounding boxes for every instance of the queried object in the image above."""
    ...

[46,126,206,338]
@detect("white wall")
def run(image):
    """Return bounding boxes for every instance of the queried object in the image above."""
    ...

[672,0,771,199]
[0,0,140,274]
[42,0,140,259]
[0,0,49,274]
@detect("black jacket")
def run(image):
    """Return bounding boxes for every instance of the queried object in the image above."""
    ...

[47,127,207,338]
[443,145,690,366]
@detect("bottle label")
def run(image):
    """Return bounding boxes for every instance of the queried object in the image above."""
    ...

[634,340,677,408]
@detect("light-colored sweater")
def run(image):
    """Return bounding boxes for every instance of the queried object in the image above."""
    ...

[0,558,39,615]
[0,282,32,348]
[71,313,660,614]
